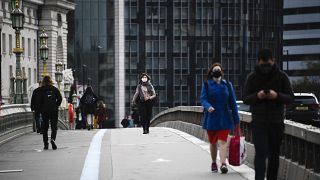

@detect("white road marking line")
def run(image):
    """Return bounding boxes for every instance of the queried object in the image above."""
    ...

[0,169,23,173]
[80,129,107,180]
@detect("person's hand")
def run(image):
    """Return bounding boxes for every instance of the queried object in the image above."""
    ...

[257,90,268,99]
[144,96,149,101]
[208,107,215,113]
[267,90,278,100]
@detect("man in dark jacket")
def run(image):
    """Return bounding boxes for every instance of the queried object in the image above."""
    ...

[243,49,294,180]
[39,76,62,150]
[31,84,42,134]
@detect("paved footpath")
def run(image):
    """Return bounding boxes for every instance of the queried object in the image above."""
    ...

[0,127,254,180]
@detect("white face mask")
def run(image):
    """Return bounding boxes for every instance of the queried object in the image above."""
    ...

[141,77,148,82]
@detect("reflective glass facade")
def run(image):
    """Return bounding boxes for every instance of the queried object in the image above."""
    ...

[68,0,116,124]
[125,0,283,114]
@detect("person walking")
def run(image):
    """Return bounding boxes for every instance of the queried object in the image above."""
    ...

[132,73,156,134]
[68,103,75,130]
[80,86,98,130]
[39,76,62,150]
[95,101,108,129]
[31,83,42,134]
[200,63,240,174]
[243,49,294,180]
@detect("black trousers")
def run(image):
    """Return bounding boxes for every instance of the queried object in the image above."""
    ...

[42,111,58,144]
[251,121,284,180]
[138,100,153,131]
[34,111,42,131]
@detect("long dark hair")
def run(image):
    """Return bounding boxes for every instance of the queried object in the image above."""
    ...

[206,63,224,80]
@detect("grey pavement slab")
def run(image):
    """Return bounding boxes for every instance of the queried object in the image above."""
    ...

[0,128,252,180]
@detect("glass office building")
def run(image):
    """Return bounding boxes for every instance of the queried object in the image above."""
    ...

[124,0,283,114]
[283,0,320,89]
[68,0,116,125]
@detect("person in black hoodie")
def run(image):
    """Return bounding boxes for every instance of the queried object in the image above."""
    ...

[80,86,98,130]
[31,82,42,134]
[39,76,62,150]
[243,49,294,180]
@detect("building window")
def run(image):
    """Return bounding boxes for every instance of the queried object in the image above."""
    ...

[130,41,137,52]
[181,7,188,19]
[146,41,152,53]
[27,9,31,24]
[146,24,152,36]
[34,69,37,84]
[174,7,180,19]
[28,68,31,86]
[10,65,13,77]
[131,6,137,19]
[2,33,6,54]
[2,2,6,19]
[22,37,25,56]
[34,39,37,60]
[159,24,165,36]
[9,34,12,54]
[28,38,31,57]
[159,41,166,53]
[130,24,137,36]
[22,67,25,78]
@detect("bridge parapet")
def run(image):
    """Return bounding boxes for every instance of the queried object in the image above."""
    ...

[151,106,320,180]
[0,104,69,146]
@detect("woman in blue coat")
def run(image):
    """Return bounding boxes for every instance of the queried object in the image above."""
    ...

[200,63,240,174]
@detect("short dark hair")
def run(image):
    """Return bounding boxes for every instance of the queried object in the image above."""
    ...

[258,49,273,62]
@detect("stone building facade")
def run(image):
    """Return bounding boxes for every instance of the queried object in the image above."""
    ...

[0,0,74,104]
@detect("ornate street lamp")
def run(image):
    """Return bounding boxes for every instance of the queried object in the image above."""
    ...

[10,0,25,104]
[39,29,49,76]
[55,60,63,89]
[64,81,71,99]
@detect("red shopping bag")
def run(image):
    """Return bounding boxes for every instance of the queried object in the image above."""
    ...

[228,126,247,166]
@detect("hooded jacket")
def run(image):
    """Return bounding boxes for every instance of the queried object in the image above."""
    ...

[242,65,294,123]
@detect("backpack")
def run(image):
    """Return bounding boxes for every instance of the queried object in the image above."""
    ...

[42,88,57,113]
[83,94,96,106]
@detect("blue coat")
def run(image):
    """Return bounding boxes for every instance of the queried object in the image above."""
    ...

[200,79,240,130]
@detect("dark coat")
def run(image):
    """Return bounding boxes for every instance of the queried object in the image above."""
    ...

[242,65,294,124]
[200,79,240,130]
[80,93,98,115]
[31,87,41,112]
[39,85,62,115]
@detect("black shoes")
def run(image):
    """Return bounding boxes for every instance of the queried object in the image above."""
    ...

[143,129,150,134]
[220,163,228,174]
[51,139,57,150]
[44,143,49,150]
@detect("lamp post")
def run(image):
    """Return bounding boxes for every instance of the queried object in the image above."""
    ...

[55,60,63,90]
[64,81,71,100]
[39,29,49,76]
[10,0,25,104]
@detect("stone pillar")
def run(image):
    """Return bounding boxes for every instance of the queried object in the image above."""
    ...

[114,0,126,127]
